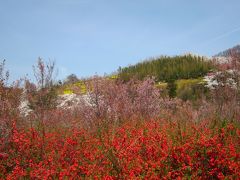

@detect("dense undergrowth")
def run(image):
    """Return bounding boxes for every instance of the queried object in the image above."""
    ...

[1,119,239,179]
[0,55,240,179]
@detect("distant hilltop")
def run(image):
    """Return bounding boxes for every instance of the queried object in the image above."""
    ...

[214,44,240,57]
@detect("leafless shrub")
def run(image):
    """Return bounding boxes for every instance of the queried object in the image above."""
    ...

[74,76,161,129]
[25,58,58,112]
[0,60,22,151]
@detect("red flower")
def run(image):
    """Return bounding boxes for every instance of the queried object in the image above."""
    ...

[0,152,8,160]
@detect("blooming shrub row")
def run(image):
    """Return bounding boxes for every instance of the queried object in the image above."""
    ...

[0,120,239,179]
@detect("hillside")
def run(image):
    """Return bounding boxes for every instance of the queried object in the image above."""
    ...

[1,48,240,179]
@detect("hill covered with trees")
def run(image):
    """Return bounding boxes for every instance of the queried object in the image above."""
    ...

[118,54,214,82]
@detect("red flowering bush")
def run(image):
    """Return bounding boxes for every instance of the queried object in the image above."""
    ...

[0,119,239,179]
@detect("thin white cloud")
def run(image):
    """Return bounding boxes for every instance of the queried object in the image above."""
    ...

[208,26,240,43]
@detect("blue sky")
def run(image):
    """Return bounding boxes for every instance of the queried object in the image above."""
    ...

[1,0,240,82]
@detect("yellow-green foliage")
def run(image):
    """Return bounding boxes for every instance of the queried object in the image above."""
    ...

[79,84,87,94]
[176,78,204,91]
[155,78,206,99]
[59,81,87,95]
[106,74,119,80]
[176,78,207,101]
[72,81,87,94]
[73,82,82,87]
[63,89,73,95]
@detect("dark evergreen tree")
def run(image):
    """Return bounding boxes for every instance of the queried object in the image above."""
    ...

[167,79,177,98]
